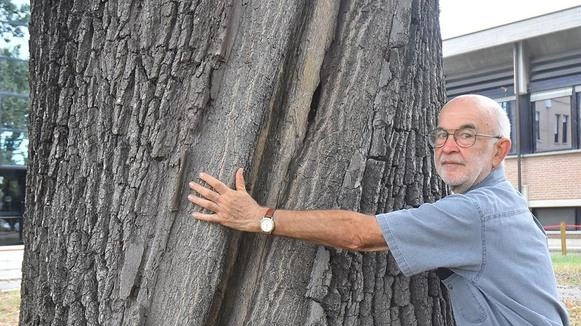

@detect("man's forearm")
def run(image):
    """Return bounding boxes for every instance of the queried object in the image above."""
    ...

[267,209,388,252]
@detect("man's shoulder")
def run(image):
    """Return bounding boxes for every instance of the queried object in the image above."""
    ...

[462,181,528,218]
[426,193,483,218]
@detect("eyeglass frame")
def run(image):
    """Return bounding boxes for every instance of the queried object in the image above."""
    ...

[428,127,502,148]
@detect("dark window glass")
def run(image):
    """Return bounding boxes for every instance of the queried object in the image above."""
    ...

[577,92,581,148]
[533,207,578,230]
[0,167,25,245]
[499,100,516,154]
[532,95,572,152]
[535,111,540,140]
[562,115,568,144]
[554,114,560,143]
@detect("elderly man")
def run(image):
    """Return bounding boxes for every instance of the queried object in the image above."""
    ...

[188,95,569,325]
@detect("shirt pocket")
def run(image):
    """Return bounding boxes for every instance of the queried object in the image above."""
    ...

[443,274,487,324]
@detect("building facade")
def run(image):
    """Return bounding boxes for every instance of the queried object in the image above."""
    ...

[443,6,581,229]
[0,55,28,245]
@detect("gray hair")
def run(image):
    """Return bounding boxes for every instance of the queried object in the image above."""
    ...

[450,94,512,138]
[490,100,511,139]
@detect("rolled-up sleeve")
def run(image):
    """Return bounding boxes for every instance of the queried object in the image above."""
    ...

[376,195,484,276]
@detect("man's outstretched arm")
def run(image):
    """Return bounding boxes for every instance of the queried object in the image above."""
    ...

[188,168,388,252]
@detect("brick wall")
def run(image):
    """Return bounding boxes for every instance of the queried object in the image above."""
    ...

[505,150,581,201]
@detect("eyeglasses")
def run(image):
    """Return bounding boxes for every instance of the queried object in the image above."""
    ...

[428,127,502,148]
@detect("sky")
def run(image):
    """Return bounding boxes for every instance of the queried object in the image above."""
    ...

[440,0,581,39]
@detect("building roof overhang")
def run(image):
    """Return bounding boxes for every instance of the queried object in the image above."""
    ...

[443,6,581,78]
[443,6,581,57]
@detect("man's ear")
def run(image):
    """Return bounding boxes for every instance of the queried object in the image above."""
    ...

[492,138,511,168]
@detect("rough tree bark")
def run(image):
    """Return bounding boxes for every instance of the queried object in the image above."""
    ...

[21,0,451,325]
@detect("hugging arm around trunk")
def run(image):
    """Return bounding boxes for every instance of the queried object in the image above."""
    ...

[188,168,388,252]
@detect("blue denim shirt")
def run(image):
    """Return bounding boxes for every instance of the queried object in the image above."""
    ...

[376,167,569,325]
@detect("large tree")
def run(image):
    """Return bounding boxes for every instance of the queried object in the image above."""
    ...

[21,0,450,325]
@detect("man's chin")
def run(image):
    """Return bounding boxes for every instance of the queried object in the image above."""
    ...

[442,176,474,194]
[441,176,465,188]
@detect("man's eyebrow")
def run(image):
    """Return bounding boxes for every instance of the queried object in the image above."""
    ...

[436,124,477,130]
[458,124,476,130]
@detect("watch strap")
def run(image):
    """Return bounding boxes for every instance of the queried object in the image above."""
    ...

[265,207,275,219]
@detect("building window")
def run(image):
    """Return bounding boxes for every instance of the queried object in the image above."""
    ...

[532,94,572,152]
[533,207,579,230]
[0,166,26,245]
[499,100,516,153]
[0,56,29,166]
[578,92,581,148]
[535,111,540,140]
[554,114,560,143]
[562,115,568,143]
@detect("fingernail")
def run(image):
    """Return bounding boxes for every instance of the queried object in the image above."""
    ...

[188,195,194,200]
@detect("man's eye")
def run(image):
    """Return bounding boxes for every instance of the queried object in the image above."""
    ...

[436,131,448,139]
[458,131,475,139]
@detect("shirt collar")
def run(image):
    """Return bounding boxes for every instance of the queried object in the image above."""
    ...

[468,166,506,192]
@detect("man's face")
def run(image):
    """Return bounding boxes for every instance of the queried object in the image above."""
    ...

[434,99,498,194]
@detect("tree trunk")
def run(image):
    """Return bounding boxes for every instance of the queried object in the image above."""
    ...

[21,0,451,325]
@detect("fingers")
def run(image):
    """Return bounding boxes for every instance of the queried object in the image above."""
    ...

[192,212,217,222]
[235,168,246,191]
[199,172,229,194]
[189,169,249,228]
[188,194,219,213]
[189,182,220,202]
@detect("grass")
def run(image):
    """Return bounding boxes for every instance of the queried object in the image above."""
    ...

[0,290,20,326]
[563,299,581,326]
[551,253,581,286]
[552,252,581,325]
[0,255,578,325]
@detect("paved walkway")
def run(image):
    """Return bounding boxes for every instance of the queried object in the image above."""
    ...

[0,245,23,292]
[548,237,581,254]
[0,239,580,292]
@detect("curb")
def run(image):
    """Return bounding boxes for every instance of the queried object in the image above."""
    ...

[0,245,24,252]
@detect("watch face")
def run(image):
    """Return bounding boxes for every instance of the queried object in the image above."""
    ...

[260,218,275,233]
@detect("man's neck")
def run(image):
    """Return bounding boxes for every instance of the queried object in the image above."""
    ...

[450,185,469,194]
[451,167,506,194]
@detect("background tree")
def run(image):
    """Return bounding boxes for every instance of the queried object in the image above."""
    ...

[22,0,451,325]
[0,0,30,165]
[0,0,29,41]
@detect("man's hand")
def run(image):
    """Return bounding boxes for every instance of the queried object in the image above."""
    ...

[188,168,265,232]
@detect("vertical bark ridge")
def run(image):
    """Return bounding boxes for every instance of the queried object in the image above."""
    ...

[291,0,450,325]
[227,0,386,324]
[147,0,325,325]
[214,1,341,325]
[285,1,407,323]
[24,0,81,324]
[24,0,244,325]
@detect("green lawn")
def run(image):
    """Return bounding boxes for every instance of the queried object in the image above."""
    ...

[552,252,581,265]
[552,252,581,325]
[552,252,581,286]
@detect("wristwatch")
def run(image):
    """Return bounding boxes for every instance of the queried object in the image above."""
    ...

[260,208,276,234]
